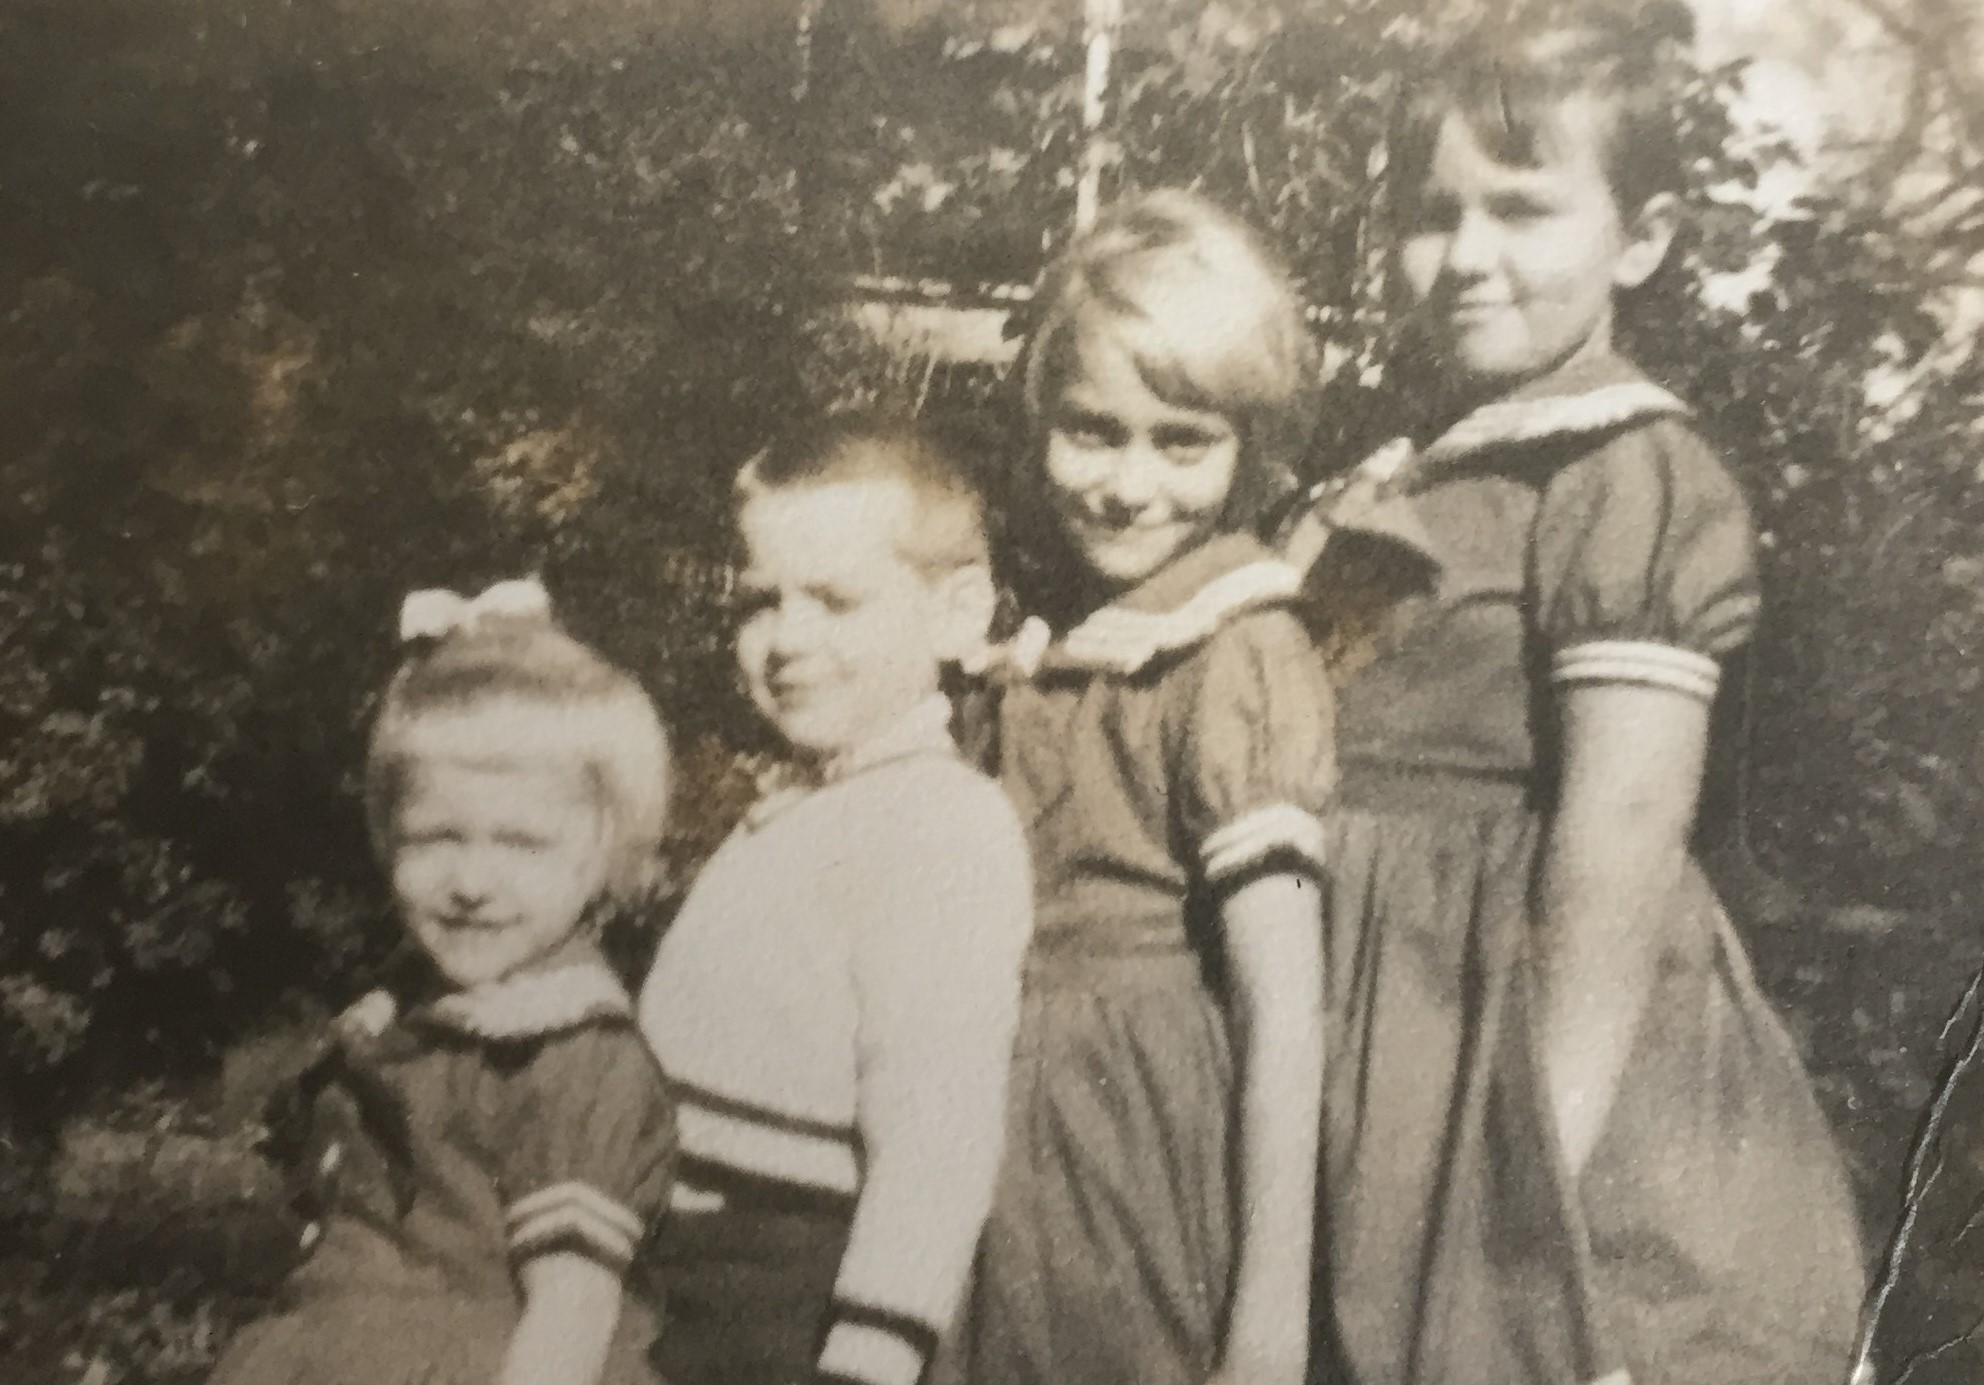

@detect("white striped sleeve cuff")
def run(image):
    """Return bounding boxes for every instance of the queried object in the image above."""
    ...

[1201,802,1327,885]
[504,1180,644,1273]
[815,1300,940,1385]
[1552,639,1721,701]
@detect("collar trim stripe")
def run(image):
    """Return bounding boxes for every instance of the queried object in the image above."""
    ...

[418,962,631,1041]
[1421,381,1687,470]
[1055,561,1302,674]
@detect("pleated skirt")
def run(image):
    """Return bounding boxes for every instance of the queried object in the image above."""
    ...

[1317,769,1865,1385]
[940,946,1235,1385]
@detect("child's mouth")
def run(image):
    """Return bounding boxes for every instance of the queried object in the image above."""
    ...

[1448,298,1505,320]
[437,913,505,934]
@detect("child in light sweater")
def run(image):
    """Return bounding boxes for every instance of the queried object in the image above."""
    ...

[638,415,1033,1385]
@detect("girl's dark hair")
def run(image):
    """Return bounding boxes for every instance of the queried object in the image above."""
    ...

[1394,0,1698,215]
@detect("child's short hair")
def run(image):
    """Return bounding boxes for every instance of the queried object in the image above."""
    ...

[1018,188,1321,533]
[365,589,671,909]
[1393,0,1697,216]
[735,412,990,578]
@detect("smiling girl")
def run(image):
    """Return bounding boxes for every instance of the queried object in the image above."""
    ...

[1286,8,1864,1383]
[210,579,676,1385]
[941,190,1334,1385]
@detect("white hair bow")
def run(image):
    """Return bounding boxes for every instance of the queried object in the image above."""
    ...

[959,615,1053,683]
[399,577,552,642]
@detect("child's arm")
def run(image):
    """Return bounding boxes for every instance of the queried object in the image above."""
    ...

[1537,682,1707,1176]
[1527,420,1760,1177]
[494,1026,676,1385]
[821,774,1031,1385]
[1176,607,1337,1385]
[500,1251,623,1385]
[1212,871,1325,1385]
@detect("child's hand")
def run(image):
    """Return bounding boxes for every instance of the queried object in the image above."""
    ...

[499,1252,623,1385]
[1205,1347,1307,1385]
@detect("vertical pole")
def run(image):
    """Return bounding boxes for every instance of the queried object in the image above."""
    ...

[795,0,820,103]
[1077,0,1122,232]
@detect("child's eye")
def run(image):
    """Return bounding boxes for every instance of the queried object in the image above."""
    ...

[1154,425,1222,460]
[1057,408,1124,448]
[815,587,860,617]
[495,831,551,851]
[1485,191,1554,222]
[736,585,776,618]
[1404,193,1462,235]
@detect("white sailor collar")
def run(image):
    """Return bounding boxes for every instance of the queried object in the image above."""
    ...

[1414,350,1687,479]
[1034,533,1302,677]
[1279,354,1688,575]
[346,959,633,1044]
[746,694,958,828]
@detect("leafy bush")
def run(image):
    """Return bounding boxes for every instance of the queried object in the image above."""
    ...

[1,0,1981,1155]
[5,0,1984,1379]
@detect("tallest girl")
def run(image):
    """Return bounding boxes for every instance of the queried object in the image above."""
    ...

[1294,7,1864,1384]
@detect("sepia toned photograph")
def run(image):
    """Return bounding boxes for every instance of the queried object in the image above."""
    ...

[2,0,1981,1382]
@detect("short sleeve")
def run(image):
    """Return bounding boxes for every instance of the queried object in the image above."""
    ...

[1531,418,1761,702]
[1176,608,1338,888]
[497,1024,677,1277]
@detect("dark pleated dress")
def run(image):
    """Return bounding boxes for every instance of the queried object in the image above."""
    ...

[209,964,675,1385]
[941,533,1338,1385]
[1299,351,1866,1385]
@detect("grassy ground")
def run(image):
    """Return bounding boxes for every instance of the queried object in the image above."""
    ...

[0,881,1974,1385]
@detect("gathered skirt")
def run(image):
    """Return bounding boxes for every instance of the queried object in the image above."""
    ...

[939,946,1235,1385]
[1316,770,1865,1385]
[210,1285,661,1385]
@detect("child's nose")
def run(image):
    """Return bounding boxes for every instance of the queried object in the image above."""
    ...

[1446,209,1496,278]
[1103,449,1162,508]
[442,855,494,910]
[765,601,827,659]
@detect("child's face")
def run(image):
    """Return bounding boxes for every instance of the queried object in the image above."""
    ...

[1044,324,1240,592]
[735,476,975,761]
[1398,102,1663,391]
[391,751,607,990]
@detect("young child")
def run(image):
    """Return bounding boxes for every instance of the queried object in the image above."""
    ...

[1287,8,1866,1383]
[210,578,678,1385]
[940,189,1335,1385]
[636,417,1033,1385]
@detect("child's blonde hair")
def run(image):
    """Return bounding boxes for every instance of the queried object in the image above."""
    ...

[734,412,990,579]
[1019,188,1321,532]
[365,584,672,910]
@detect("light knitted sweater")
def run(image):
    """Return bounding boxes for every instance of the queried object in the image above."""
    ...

[639,698,1032,1385]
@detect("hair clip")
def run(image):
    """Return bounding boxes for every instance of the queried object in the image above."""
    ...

[398,577,552,642]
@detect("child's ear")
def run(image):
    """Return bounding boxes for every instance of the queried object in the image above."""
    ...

[1615,191,1680,291]
[936,563,999,664]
